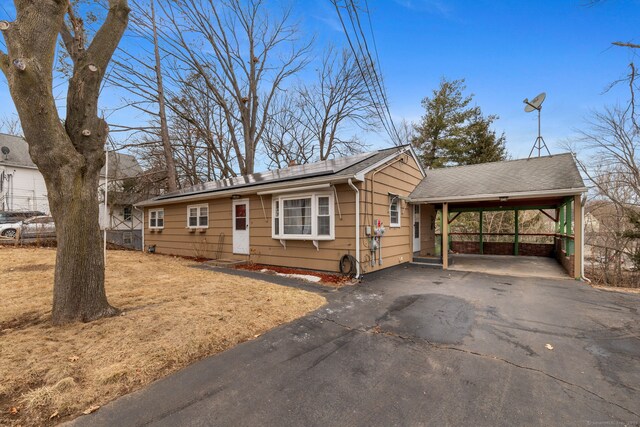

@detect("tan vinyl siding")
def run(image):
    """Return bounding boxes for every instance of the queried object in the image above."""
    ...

[144,150,424,274]
[358,153,424,273]
[145,183,358,273]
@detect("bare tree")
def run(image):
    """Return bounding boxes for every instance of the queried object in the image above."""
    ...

[169,72,239,180]
[0,116,22,136]
[0,114,22,135]
[0,1,130,324]
[394,118,416,147]
[586,197,638,286]
[109,0,179,191]
[297,46,377,160]
[574,107,640,206]
[261,92,315,169]
[160,0,312,175]
[568,107,640,284]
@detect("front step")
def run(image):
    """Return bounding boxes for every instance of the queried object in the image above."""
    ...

[412,256,446,267]
[205,259,247,267]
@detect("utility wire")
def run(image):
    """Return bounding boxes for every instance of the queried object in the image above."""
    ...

[331,0,396,144]
[354,0,402,144]
[331,0,401,145]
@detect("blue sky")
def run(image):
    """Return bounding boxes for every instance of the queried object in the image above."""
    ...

[301,0,640,158]
[0,0,638,160]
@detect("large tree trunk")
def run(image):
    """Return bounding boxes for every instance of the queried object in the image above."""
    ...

[51,169,118,323]
[0,0,130,325]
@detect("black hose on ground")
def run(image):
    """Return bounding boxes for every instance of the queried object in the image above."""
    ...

[339,254,358,277]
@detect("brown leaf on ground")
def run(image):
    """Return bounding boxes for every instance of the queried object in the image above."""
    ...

[49,411,59,420]
[82,405,100,415]
[9,407,19,415]
[0,247,326,427]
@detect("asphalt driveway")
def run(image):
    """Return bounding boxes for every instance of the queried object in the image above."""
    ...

[73,265,640,427]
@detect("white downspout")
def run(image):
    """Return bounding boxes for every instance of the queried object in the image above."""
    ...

[348,178,361,278]
[135,206,144,252]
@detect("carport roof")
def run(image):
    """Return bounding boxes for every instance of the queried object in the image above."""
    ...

[410,153,587,203]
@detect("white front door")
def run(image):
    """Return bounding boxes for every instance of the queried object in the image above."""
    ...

[413,204,421,253]
[232,199,250,254]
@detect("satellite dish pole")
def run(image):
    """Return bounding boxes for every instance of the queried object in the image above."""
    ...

[523,92,550,158]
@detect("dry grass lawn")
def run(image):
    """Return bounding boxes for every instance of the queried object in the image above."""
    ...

[0,247,325,426]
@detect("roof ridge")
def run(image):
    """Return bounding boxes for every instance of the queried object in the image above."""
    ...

[334,145,407,173]
[425,152,574,173]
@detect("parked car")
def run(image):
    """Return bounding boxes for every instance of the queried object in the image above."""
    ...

[0,215,56,239]
[0,210,45,225]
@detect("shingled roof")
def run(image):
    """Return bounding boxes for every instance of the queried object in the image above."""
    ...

[0,133,141,179]
[140,145,416,206]
[410,153,587,203]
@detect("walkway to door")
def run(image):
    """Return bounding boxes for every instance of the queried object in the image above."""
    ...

[448,254,569,280]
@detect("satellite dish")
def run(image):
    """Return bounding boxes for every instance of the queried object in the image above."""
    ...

[522,92,550,158]
[523,92,546,112]
[1,146,9,155]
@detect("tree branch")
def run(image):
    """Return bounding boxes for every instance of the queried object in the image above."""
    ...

[59,22,77,63]
[613,41,640,49]
[84,0,130,72]
[0,50,8,75]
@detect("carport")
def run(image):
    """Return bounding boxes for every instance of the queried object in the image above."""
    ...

[409,154,588,279]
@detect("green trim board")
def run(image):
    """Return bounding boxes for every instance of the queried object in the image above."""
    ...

[448,205,558,213]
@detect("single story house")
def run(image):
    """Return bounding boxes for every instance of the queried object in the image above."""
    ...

[137,146,587,278]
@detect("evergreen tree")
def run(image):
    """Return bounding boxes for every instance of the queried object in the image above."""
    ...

[412,78,507,168]
[458,110,507,165]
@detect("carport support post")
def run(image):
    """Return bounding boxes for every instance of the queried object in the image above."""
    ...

[479,210,483,255]
[514,209,519,256]
[566,197,573,256]
[574,195,582,279]
[442,202,449,269]
[558,202,565,250]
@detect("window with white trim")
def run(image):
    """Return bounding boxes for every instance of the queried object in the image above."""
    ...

[149,208,164,229]
[187,204,208,228]
[273,199,280,236]
[390,198,400,227]
[272,193,334,240]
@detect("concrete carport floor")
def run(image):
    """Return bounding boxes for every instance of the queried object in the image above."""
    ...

[449,254,570,280]
[73,265,640,427]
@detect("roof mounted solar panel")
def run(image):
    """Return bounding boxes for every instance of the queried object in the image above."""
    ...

[155,151,375,201]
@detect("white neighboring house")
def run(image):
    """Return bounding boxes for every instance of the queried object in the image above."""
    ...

[0,133,144,249]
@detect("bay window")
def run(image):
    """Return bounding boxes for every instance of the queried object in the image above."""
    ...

[272,193,334,240]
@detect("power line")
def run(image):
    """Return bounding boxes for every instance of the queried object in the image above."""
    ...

[348,0,401,145]
[330,0,395,143]
[331,0,401,145]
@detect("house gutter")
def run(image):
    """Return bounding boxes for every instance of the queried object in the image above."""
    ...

[135,176,361,208]
[348,178,361,278]
[410,187,589,204]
